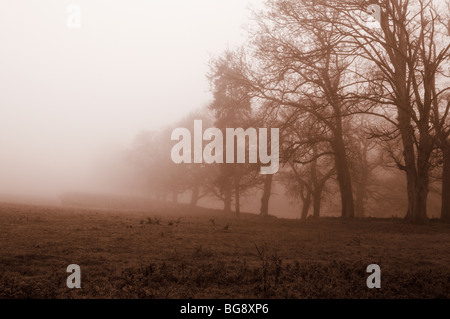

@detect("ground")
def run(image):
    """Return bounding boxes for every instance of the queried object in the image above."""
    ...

[0,202,449,299]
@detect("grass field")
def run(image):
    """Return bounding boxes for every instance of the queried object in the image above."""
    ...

[1,202,449,299]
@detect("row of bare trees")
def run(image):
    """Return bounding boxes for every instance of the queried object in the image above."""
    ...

[125,0,449,224]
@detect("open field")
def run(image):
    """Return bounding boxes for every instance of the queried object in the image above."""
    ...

[0,202,449,299]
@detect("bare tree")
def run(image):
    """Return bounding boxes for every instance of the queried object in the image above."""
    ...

[317,0,450,223]
[344,116,384,217]
[223,0,360,217]
[208,53,261,215]
[280,110,336,219]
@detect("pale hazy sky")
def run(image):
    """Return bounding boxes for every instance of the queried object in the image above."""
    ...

[0,0,262,196]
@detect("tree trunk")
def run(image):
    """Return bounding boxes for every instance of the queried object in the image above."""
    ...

[301,193,311,221]
[398,96,431,224]
[441,146,450,222]
[400,120,430,224]
[333,136,355,218]
[260,174,273,217]
[399,105,418,222]
[379,17,429,224]
[312,186,323,218]
[413,174,429,223]
[405,173,429,224]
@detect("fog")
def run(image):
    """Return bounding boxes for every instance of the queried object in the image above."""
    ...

[0,0,261,198]
[1,0,447,222]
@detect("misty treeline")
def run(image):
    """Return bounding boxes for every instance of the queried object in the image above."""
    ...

[123,0,449,224]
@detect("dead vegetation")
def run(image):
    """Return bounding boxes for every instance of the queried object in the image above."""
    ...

[0,203,449,298]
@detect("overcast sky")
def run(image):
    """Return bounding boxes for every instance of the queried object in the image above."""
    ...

[0,0,262,197]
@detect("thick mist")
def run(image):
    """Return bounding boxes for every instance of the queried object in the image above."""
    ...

[0,0,261,200]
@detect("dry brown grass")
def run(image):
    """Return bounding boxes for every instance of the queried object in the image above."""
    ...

[1,202,449,298]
